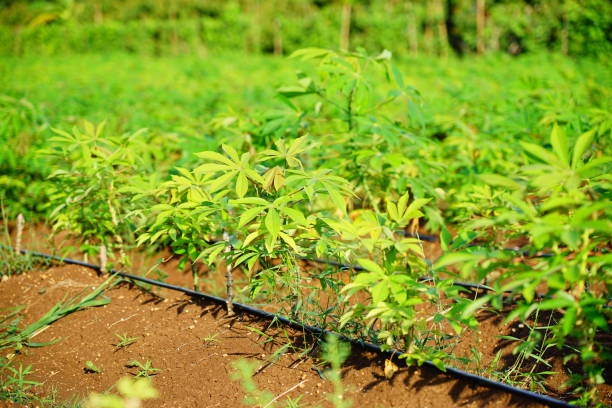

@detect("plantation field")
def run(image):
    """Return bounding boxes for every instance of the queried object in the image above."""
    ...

[1,49,611,407]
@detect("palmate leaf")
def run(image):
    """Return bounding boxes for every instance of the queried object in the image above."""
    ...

[194,145,264,198]
[259,136,309,169]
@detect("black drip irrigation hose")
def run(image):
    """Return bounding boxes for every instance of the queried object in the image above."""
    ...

[4,245,576,408]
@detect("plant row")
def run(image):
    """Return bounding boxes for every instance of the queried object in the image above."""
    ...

[3,49,611,406]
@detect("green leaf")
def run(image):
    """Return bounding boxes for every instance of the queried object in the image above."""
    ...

[478,174,521,190]
[238,207,266,228]
[440,226,452,251]
[461,296,490,319]
[208,171,236,192]
[279,232,300,252]
[387,200,399,221]
[357,259,384,275]
[194,163,232,173]
[571,129,596,169]
[433,252,483,270]
[264,233,277,253]
[391,64,404,89]
[561,307,577,336]
[353,272,380,285]
[195,151,235,166]
[325,185,346,216]
[233,252,257,268]
[288,47,333,60]
[207,244,226,265]
[520,142,559,166]
[221,144,240,162]
[371,282,390,303]
[397,193,409,215]
[236,172,248,198]
[264,208,281,239]
[550,124,569,167]
[576,156,611,177]
[278,207,306,225]
[242,231,261,248]
[231,197,269,206]
[538,297,574,311]
[404,198,431,217]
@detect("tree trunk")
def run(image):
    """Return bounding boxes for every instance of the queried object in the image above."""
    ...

[423,0,435,53]
[436,0,449,56]
[489,25,500,52]
[273,18,283,55]
[94,3,104,24]
[560,11,569,55]
[340,2,352,51]
[445,0,465,55]
[406,1,419,54]
[476,0,486,54]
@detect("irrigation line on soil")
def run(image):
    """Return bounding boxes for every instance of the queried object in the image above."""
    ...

[5,245,575,408]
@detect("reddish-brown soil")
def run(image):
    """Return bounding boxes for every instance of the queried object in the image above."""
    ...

[0,264,549,408]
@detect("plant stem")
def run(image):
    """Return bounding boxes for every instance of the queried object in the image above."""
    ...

[14,213,24,255]
[223,231,234,315]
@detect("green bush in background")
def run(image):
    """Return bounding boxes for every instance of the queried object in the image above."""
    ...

[0,0,609,57]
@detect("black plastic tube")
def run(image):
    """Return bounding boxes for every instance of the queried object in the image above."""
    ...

[4,245,576,408]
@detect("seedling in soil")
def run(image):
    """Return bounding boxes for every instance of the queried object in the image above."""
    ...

[1,363,41,393]
[84,361,102,374]
[126,360,161,378]
[201,333,220,346]
[0,276,115,352]
[114,333,138,349]
[320,334,352,408]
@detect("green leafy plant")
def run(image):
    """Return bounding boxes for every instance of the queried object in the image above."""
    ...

[446,123,611,405]
[201,333,220,346]
[0,277,115,352]
[114,333,138,350]
[319,335,352,408]
[84,361,102,374]
[43,120,162,265]
[0,363,42,403]
[125,360,161,378]
[84,376,159,408]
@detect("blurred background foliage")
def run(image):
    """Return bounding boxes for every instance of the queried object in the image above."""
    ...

[0,0,609,57]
